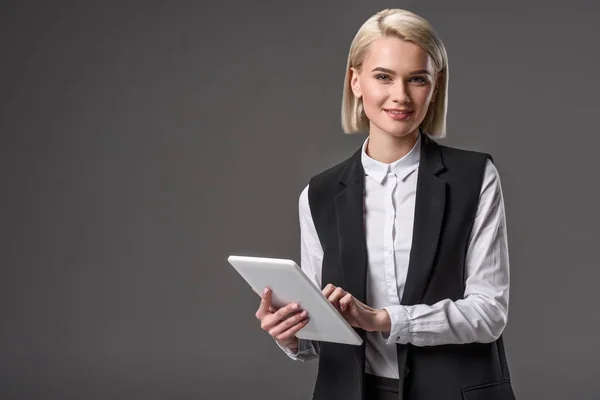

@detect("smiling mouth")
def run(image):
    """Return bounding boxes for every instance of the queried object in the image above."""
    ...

[384,109,414,121]
[384,109,413,114]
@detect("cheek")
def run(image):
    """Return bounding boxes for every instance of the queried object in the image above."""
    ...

[414,87,434,105]
[361,85,387,109]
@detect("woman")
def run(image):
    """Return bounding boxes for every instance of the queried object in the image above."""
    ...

[255,8,515,400]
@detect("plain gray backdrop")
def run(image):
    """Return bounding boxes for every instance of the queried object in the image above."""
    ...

[1,1,599,399]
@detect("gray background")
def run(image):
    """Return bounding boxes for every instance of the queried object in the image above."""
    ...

[1,0,599,399]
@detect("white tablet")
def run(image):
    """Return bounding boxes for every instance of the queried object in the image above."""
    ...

[228,255,363,346]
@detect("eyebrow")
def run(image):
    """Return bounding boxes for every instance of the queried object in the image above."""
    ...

[371,67,431,75]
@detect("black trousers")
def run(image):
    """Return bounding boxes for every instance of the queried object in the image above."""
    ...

[365,373,400,400]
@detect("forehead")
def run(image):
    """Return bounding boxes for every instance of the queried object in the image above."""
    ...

[362,36,434,72]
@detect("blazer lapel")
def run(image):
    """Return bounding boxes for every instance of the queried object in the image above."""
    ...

[400,133,447,306]
[334,147,368,305]
[333,147,368,360]
[332,132,447,311]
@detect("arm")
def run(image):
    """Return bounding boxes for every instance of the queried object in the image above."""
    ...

[276,184,323,360]
[382,160,510,346]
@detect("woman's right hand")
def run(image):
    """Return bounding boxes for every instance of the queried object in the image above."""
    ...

[255,287,310,351]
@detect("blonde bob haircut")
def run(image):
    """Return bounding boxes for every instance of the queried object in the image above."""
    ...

[341,9,449,138]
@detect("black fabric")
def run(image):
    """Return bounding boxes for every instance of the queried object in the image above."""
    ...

[365,374,400,400]
[307,131,515,400]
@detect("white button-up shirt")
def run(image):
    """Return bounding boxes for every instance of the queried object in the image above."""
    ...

[279,135,510,379]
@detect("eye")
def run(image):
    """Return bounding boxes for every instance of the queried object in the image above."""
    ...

[409,76,428,85]
[375,74,391,82]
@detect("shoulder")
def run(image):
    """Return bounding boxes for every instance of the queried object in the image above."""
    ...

[437,142,493,168]
[296,161,346,206]
[432,140,503,198]
[297,148,361,219]
[435,141,497,183]
[306,147,361,197]
[308,153,356,186]
[437,142,500,178]
[437,142,502,197]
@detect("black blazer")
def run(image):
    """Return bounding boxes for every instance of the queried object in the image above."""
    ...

[306,132,516,400]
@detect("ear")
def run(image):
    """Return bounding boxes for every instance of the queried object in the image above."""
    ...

[349,67,362,98]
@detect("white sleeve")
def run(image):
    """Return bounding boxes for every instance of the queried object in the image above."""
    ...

[276,184,323,361]
[382,160,510,346]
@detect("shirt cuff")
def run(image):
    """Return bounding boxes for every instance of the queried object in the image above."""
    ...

[276,338,318,361]
[381,305,411,345]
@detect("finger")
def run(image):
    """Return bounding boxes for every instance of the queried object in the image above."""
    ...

[328,287,347,306]
[269,309,309,338]
[256,287,272,319]
[322,283,336,297]
[273,313,311,343]
[339,293,353,312]
[269,302,302,326]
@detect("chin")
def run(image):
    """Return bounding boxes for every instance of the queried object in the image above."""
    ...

[370,118,421,139]
[389,130,413,138]
[385,125,419,139]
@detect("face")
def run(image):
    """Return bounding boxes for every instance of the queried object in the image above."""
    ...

[350,36,439,139]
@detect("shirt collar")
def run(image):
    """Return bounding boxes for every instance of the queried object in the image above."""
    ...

[360,134,421,184]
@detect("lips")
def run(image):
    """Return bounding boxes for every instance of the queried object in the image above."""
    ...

[384,108,414,120]
[384,109,413,114]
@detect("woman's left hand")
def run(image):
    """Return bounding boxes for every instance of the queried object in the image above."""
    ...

[322,284,391,333]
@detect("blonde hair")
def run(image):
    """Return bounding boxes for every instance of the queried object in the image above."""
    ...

[341,9,449,138]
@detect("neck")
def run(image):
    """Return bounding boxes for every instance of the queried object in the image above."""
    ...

[365,127,420,164]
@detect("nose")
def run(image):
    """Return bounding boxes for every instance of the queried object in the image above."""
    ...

[390,81,410,104]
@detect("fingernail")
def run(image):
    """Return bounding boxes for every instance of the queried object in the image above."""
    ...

[291,303,299,310]
[264,287,269,294]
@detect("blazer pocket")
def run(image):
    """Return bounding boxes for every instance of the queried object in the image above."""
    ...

[462,380,515,400]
